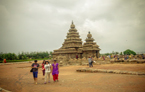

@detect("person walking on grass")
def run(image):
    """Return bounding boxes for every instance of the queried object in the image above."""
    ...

[42,61,51,84]
[31,60,39,84]
[42,60,45,79]
[51,60,59,82]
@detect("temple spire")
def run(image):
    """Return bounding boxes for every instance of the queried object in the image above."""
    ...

[72,20,74,24]
[87,31,92,38]
[70,20,75,28]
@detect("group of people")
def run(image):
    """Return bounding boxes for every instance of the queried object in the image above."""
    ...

[31,60,59,84]
[101,54,145,60]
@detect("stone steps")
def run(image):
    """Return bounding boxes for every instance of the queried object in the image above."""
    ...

[76,68,145,75]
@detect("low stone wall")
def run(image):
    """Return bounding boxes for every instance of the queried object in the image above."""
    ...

[76,68,145,75]
[0,87,11,92]
[1,59,145,67]
[56,59,145,66]
[110,59,145,64]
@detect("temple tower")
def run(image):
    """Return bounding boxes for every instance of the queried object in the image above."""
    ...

[52,21,101,61]
[82,32,100,58]
[52,21,83,60]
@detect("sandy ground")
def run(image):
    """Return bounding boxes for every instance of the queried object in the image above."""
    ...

[0,62,145,92]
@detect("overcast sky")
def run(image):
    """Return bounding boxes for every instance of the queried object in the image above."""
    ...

[0,0,145,54]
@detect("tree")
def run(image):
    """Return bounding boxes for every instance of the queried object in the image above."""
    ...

[104,53,110,56]
[112,51,115,54]
[50,51,52,56]
[123,49,136,55]
[115,52,119,55]
[120,52,123,55]
[0,53,3,60]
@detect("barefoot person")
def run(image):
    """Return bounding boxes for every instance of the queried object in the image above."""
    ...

[43,61,51,84]
[42,60,46,78]
[31,60,40,84]
[51,60,59,82]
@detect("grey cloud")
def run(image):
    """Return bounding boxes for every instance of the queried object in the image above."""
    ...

[0,0,145,54]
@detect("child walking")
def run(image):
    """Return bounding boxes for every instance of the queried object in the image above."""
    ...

[43,61,51,84]
[51,60,59,82]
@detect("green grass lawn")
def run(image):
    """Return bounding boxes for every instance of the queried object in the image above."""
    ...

[0,58,51,63]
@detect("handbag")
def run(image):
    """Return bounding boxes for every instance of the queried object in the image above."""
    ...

[91,61,93,63]
[30,68,33,72]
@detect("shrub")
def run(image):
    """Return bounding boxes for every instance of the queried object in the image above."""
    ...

[123,49,136,55]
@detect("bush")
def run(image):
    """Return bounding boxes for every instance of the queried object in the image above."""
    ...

[123,49,136,55]
[0,51,52,61]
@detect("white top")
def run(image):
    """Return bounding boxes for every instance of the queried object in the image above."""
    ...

[88,58,92,63]
[44,64,51,72]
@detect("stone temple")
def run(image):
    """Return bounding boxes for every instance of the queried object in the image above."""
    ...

[52,21,100,60]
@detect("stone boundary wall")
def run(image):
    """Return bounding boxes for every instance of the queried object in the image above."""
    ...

[76,68,145,75]
[0,87,11,92]
[0,59,145,67]
[57,58,145,66]
[110,59,145,64]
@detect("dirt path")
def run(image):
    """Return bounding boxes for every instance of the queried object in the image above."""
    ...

[0,63,145,92]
